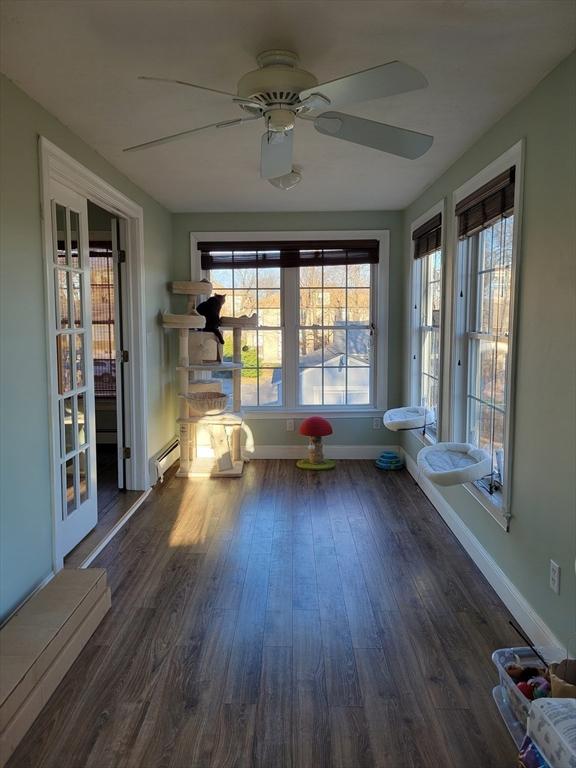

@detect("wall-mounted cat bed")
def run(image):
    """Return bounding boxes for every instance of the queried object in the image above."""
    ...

[383,406,435,432]
[417,442,491,486]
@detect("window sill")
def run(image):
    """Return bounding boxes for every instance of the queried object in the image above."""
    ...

[243,407,384,420]
[463,481,510,531]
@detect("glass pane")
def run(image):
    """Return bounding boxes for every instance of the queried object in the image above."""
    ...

[324,287,346,321]
[324,329,346,366]
[258,369,282,406]
[322,306,344,326]
[56,270,70,328]
[348,328,371,364]
[71,272,82,328]
[79,450,88,503]
[75,333,85,388]
[494,343,508,408]
[421,373,439,416]
[300,289,322,326]
[347,367,370,405]
[347,264,371,287]
[299,367,322,405]
[64,457,76,517]
[323,265,346,287]
[233,289,257,317]
[234,267,257,290]
[491,265,511,337]
[57,334,72,394]
[221,329,233,362]
[258,289,280,326]
[240,369,258,406]
[478,340,495,403]
[61,397,74,454]
[55,204,67,265]
[77,393,86,446]
[300,266,322,287]
[209,269,233,290]
[70,210,80,268]
[323,367,346,404]
[219,293,234,318]
[257,267,280,288]
[346,289,370,324]
[299,329,323,365]
[259,330,282,367]
[430,250,442,283]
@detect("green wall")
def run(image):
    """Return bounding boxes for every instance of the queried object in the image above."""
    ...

[172,211,405,446]
[402,53,576,652]
[0,75,175,620]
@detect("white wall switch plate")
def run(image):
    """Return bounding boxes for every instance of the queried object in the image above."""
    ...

[286,419,294,432]
[549,560,560,594]
[373,417,381,429]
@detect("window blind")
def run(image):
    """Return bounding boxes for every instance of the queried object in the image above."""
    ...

[198,239,379,270]
[412,213,442,259]
[456,167,515,238]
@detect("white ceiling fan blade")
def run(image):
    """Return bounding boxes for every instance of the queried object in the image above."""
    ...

[300,61,427,108]
[138,75,235,98]
[124,115,261,153]
[314,111,433,159]
[260,131,294,179]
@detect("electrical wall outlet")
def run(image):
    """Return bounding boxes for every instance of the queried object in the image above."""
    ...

[286,419,294,432]
[549,560,560,594]
[373,417,381,429]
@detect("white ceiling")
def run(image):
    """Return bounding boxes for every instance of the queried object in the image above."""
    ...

[1,1,574,212]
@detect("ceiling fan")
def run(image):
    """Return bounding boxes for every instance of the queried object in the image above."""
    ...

[124,50,433,182]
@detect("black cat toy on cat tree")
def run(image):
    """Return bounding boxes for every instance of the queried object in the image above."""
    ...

[161,279,257,477]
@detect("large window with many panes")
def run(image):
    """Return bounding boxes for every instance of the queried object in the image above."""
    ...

[199,236,383,410]
[453,162,518,519]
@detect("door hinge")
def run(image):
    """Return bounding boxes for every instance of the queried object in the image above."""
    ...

[122,446,131,460]
[116,249,126,264]
[120,349,129,363]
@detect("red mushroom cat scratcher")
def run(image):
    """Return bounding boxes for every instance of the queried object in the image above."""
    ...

[296,416,335,471]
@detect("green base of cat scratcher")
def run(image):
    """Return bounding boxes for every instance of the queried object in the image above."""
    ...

[296,459,336,471]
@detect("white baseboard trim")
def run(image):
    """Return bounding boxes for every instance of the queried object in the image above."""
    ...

[249,444,400,460]
[149,437,180,484]
[402,450,565,653]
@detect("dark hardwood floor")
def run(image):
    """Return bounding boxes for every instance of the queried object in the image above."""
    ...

[65,445,143,568]
[9,461,519,768]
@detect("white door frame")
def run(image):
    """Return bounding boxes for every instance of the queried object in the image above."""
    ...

[40,137,149,569]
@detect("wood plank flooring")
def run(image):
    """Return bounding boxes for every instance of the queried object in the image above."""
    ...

[8,461,519,768]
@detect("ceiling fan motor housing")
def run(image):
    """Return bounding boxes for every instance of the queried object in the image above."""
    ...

[237,50,317,127]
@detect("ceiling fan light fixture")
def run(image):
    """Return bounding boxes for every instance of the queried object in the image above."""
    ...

[268,167,302,191]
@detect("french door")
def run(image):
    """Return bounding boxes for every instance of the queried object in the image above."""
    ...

[49,181,98,560]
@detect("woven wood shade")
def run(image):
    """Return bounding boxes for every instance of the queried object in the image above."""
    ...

[456,168,515,238]
[412,213,442,259]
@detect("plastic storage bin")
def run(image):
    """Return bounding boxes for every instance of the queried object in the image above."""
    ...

[492,646,564,747]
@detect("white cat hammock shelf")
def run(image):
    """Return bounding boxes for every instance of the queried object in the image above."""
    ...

[417,442,491,486]
[383,406,435,433]
[161,280,257,478]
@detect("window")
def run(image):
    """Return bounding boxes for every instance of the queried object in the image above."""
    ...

[90,242,116,397]
[453,160,519,520]
[299,263,372,405]
[198,234,384,411]
[411,210,443,439]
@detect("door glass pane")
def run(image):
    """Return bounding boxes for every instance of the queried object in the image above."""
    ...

[55,204,67,265]
[77,393,86,446]
[57,334,72,394]
[75,333,85,388]
[64,458,76,516]
[79,450,88,503]
[56,270,70,328]
[71,272,82,327]
[61,397,74,454]
[70,210,80,268]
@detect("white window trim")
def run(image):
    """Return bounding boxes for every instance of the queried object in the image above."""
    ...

[448,140,524,530]
[190,230,389,414]
[409,200,446,445]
